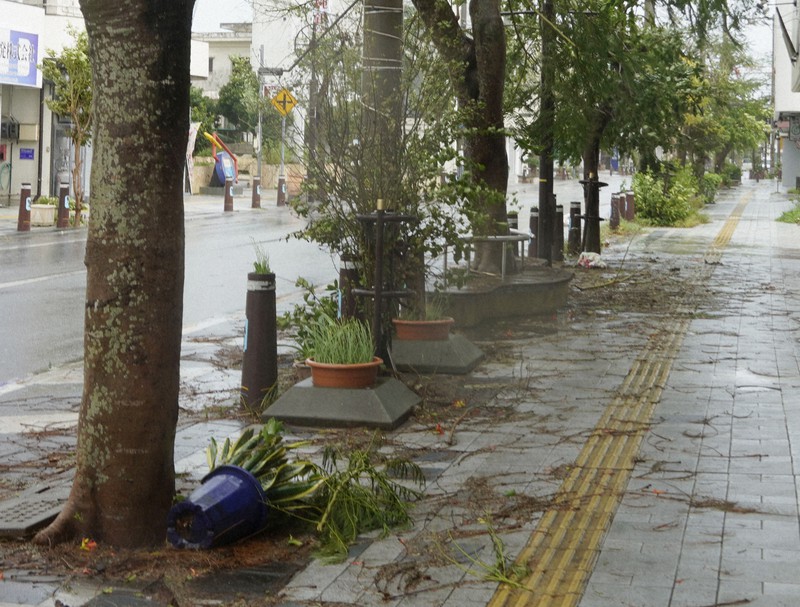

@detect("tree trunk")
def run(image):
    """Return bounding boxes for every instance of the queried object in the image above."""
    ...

[581,110,609,254]
[412,0,509,273]
[71,137,83,227]
[34,0,192,548]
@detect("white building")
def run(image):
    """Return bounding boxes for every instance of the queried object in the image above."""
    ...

[773,3,800,189]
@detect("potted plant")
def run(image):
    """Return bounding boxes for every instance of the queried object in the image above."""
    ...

[30,196,58,227]
[305,314,382,389]
[392,297,454,342]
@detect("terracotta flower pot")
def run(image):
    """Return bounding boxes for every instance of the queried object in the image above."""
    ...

[305,356,383,389]
[392,317,454,341]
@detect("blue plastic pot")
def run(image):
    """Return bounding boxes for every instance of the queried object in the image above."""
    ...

[167,465,268,549]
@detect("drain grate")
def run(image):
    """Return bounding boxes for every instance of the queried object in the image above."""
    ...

[0,490,66,538]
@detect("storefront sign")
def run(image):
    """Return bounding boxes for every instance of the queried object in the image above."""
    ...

[0,28,40,87]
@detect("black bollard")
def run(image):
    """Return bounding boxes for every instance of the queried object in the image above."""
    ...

[224,177,234,212]
[241,272,278,410]
[528,207,539,258]
[251,176,261,209]
[17,183,31,232]
[339,253,362,320]
[568,201,581,255]
[277,173,286,207]
[57,182,70,228]
[609,193,620,231]
[624,190,635,221]
[554,204,564,262]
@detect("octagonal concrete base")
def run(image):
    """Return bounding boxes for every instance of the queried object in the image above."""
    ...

[389,334,484,375]
[263,377,420,430]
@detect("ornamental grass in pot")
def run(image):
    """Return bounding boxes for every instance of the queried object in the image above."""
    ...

[306,314,381,389]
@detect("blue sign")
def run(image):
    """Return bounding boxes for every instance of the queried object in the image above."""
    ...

[19,148,34,160]
[0,29,40,87]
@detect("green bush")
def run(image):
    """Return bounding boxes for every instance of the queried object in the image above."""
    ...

[700,172,723,204]
[633,166,707,226]
[720,162,742,186]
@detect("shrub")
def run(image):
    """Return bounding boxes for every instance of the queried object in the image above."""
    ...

[700,172,723,204]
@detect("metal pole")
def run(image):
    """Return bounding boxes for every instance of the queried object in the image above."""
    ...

[553,203,564,261]
[277,115,286,206]
[567,201,581,255]
[528,206,539,258]
[372,199,385,357]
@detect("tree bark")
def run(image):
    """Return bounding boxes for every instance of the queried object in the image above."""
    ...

[34,0,192,548]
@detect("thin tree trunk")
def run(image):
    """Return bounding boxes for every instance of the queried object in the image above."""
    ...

[35,0,192,548]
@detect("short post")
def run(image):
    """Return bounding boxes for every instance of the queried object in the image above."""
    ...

[57,182,70,228]
[339,253,361,320]
[251,176,261,209]
[240,272,278,410]
[609,193,620,230]
[17,183,31,232]
[567,201,581,255]
[624,190,635,221]
[507,211,520,256]
[528,206,539,258]
[224,177,234,212]
[553,204,564,262]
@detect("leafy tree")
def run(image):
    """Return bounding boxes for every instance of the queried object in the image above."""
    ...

[677,37,771,176]
[190,86,218,154]
[291,8,475,316]
[216,55,284,158]
[217,55,259,132]
[41,27,92,226]
[411,0,509,273]
[34,0,194,548]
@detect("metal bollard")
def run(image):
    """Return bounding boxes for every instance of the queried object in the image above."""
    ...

[528,206,539,258]
[339,253,362,320]
[554,204,564,262]
[568,201,581,255]
[624,190,635,221]
[609,193,620,230]
[240,272,278,410]
[17,183,31,232]
[507,211,520,257]
[277,174,286,207]
[57,182,70,228]
[251,176,261,209]
[224,177,234,212]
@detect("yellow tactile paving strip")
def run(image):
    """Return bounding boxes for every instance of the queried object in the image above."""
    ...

[488,191,752,607]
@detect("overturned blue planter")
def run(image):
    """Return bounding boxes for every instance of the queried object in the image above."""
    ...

[167,465,268,549]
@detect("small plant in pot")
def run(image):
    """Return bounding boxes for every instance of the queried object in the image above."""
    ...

[392,295,454,342]
[278,278,340,379]
[305,313,382,389]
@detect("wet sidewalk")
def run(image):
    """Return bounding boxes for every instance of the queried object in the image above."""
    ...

[2,178,799,607]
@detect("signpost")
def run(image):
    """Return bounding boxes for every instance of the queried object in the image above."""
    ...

[271,88,297,206]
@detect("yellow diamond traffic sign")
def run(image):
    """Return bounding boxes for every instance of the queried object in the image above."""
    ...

[271,88,297,116]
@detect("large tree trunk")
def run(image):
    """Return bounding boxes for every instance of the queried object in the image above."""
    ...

[412,0,509,273]
[35,0,192,548]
